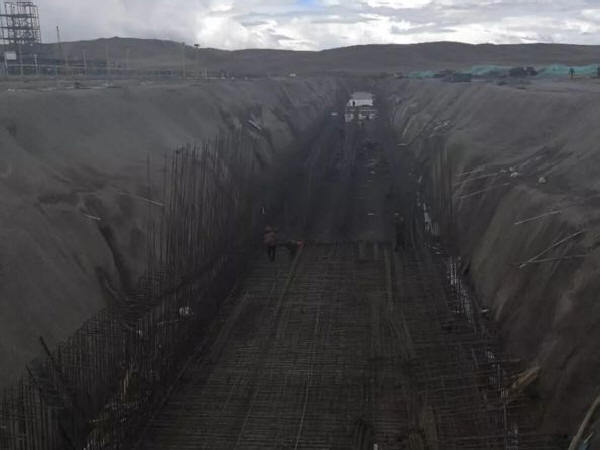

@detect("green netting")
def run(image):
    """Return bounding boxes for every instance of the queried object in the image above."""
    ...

[468,65,511,76]
[407,70,436,79]
[536,64,599,78]
[410,64,600,80]
[462,64,600,78]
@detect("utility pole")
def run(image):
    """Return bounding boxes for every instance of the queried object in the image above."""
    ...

[82,50,87,76]
[17,41,23,78]
[56,26,68,73]
[181,42,186,79]
[105,42,111,79]
[194,43,200,80]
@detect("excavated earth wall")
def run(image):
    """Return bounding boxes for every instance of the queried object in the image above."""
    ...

[381,78,600,437]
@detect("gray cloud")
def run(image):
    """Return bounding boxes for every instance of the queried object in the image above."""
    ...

[390,24,453,35]
[34,0,600,50]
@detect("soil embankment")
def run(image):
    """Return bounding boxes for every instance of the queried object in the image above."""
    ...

[0,77,343,386]
[381,78,600,437]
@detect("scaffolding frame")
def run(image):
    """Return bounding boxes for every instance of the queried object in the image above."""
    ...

[0,1,41,53]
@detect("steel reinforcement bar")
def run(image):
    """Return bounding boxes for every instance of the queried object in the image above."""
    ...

[0,130,266,450]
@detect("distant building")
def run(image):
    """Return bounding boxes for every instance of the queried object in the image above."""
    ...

[349,91,374,107]
[345,92,377,123]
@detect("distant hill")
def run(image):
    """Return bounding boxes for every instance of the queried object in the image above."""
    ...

[33,37,600,76]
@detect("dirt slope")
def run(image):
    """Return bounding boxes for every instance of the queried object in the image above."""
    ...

[0,77,343,386]
[381,77,600,437]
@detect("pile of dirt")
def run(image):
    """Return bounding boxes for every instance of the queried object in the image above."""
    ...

[0,77,343,386]
[380,77,600,439]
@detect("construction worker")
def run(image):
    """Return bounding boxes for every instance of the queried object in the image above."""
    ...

[264,226,277,262]
[284,240,303,260]
[393,213,405,252]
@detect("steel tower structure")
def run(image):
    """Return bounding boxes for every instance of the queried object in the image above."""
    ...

[0,1,41,52]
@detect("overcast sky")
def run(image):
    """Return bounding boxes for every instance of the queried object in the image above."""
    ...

[37,0,600,50]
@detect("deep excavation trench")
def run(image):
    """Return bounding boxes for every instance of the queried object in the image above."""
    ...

[134,80,600,448]
[133,88,560,448]
[1,77,599,449]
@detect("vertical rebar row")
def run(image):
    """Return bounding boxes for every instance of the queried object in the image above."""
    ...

[0,129,264,450]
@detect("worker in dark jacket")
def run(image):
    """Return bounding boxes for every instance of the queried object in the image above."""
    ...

[284,240,303,260]
[264,226,277,262]
[394,213,405,252]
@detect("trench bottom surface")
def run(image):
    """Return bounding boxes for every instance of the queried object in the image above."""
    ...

[141,242,423,449]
